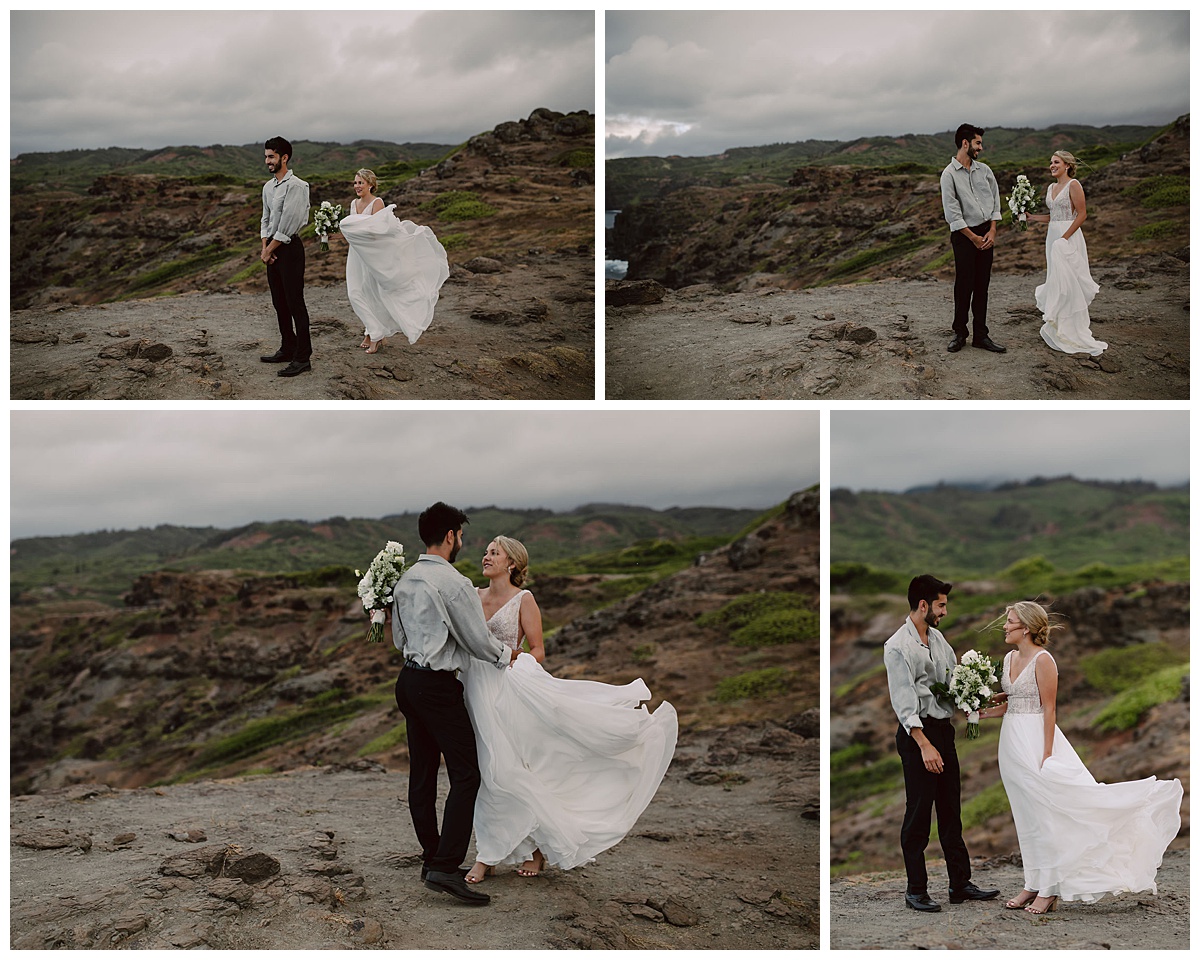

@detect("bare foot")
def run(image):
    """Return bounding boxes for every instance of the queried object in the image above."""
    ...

[465,861,492,884]
[1025,895,1058,915]
[365,338,386,354]
[1005,890,1037,909]
[516,850,546,877]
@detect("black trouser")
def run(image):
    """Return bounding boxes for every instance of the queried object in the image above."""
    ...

[896,718,971,894]
[950,223,993,342]
[266,235,311,361]
[394,666,480,874]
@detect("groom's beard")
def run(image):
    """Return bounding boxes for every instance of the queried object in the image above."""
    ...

[924,609,943,628]
[448,535,462,564]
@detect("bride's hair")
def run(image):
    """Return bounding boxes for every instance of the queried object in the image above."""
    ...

[493,536,529,588]
[1008,600,1060,647]
[355,168,378,192]
[1052,150,1090,179]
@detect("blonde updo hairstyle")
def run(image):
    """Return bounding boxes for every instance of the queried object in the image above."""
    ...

[355,168,378,193]
[1052,150,1079,179]
[492,535,529,588]
[1008,600,1057,647]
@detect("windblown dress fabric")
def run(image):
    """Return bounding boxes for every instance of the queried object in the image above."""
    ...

[340,203,448,344]
[461,590,678,870]
[997,650,1181,902]
[1034,180,1106,355]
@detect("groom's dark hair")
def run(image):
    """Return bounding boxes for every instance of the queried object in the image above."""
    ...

[418,501,470,548]
[909,574,952,611]
[264,136,293,163]
[954,124,984,150]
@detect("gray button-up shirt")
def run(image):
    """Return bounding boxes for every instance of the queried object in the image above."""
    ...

[883,616,956,734]
[940,157,1001,233]
[391,554,508,672]
[260,169,310,244]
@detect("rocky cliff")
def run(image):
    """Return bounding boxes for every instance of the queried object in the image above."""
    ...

[613,115,1188,291]
[10,490,818,795]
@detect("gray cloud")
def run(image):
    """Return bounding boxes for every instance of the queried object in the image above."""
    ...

[606,11,1189,158]
[831,411,1189,492]
[11,11,594,156]
[11,411,818,539]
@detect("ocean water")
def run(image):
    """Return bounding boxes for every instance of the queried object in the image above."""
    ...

[605,210,628,280]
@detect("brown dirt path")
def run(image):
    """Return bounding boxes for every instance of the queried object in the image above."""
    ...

[11,255,594,400]
[830,852,1190,950]
[606,255,1188,400]
[11,724,817,950]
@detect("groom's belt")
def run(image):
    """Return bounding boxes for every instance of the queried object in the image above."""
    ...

[404,659,456,675]
[921,715,954,726]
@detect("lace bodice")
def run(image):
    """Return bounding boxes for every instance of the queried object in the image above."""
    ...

[1046,180,1078,223]
[485,590,527,651]
[1002,650,1054,715]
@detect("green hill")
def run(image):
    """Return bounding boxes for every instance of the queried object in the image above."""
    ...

[831,477,1188,578]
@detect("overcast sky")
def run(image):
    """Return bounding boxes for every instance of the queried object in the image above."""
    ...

[10,411,818,540]
[606,11,1189,158]
[832,411,1189,493]
[10,11,594,156]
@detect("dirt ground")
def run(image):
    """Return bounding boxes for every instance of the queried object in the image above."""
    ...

[11,254,595,401]
[10,724,817,950]
[606,255,1188,400]
[830,850,1190,950]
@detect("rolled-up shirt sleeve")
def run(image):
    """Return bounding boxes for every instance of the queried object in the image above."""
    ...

[884,643,924,735]
[941,170,967,233]
[272,179,310,243]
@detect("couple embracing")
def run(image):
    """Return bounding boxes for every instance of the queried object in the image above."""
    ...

[941,124,1107,358]
[885,575,1181,915]
[391,502,678,905]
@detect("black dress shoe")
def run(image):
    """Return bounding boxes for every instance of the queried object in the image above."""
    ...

[947,337,967,353]
[972,337,1007,353]
[904,892,941,912]
[260,350,290,363]
[424,870,490,905]
[949,883,1000,903]
[420,865,468,881]
[278,360,312,377]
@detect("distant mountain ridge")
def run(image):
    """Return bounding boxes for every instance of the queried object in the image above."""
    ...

[831,476,1188,576]
[608,121,1165,208]
[11,502,766,605]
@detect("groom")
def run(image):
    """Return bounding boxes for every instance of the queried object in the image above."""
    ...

[940,124,1005,355]
[883,575,998,912]
[259,136,312,377]
[392,501,517,906]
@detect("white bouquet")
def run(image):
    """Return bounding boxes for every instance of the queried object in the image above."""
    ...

[1007,175,1039,230]
[934,649,1000,739]
[312,200,343,251]
[356,541,406,643]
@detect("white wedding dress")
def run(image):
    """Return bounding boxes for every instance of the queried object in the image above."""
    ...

[998,649,1181,902]
[339,198,449,344]
[1034,179,1106,355]
[461,590,678,870]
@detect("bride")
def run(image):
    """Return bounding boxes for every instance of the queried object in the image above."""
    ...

[977,601,1181,914]
[460,536,677,883]
[1025,151,1107,356]
[339,168,449,353]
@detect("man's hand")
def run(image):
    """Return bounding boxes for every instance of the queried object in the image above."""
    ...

[919,740,944,774]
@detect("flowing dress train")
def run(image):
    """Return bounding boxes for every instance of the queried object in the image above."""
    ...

[462,590,678,869]
[340,200,448,344]
[997,649,1181,902]
[1034,179,1106,355]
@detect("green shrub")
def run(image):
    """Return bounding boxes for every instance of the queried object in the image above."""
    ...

[697,591,808,630]
[420,190,497,222]
[438,232,469,251]
[830,742,872,773]
[831,755,903,807]
[959,781,1010,830]
[557,148,595,168]
[713,667,790,703]
[1001,555,1056,585]
[1079,642,1187,695]
[1093,664,1188,732]
[358,722,407,756]
[830,562,903,593]
[1132,221,1181,242]
[1142,184,1188,208]
[632,643,657,664]
[731,608,818,647]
